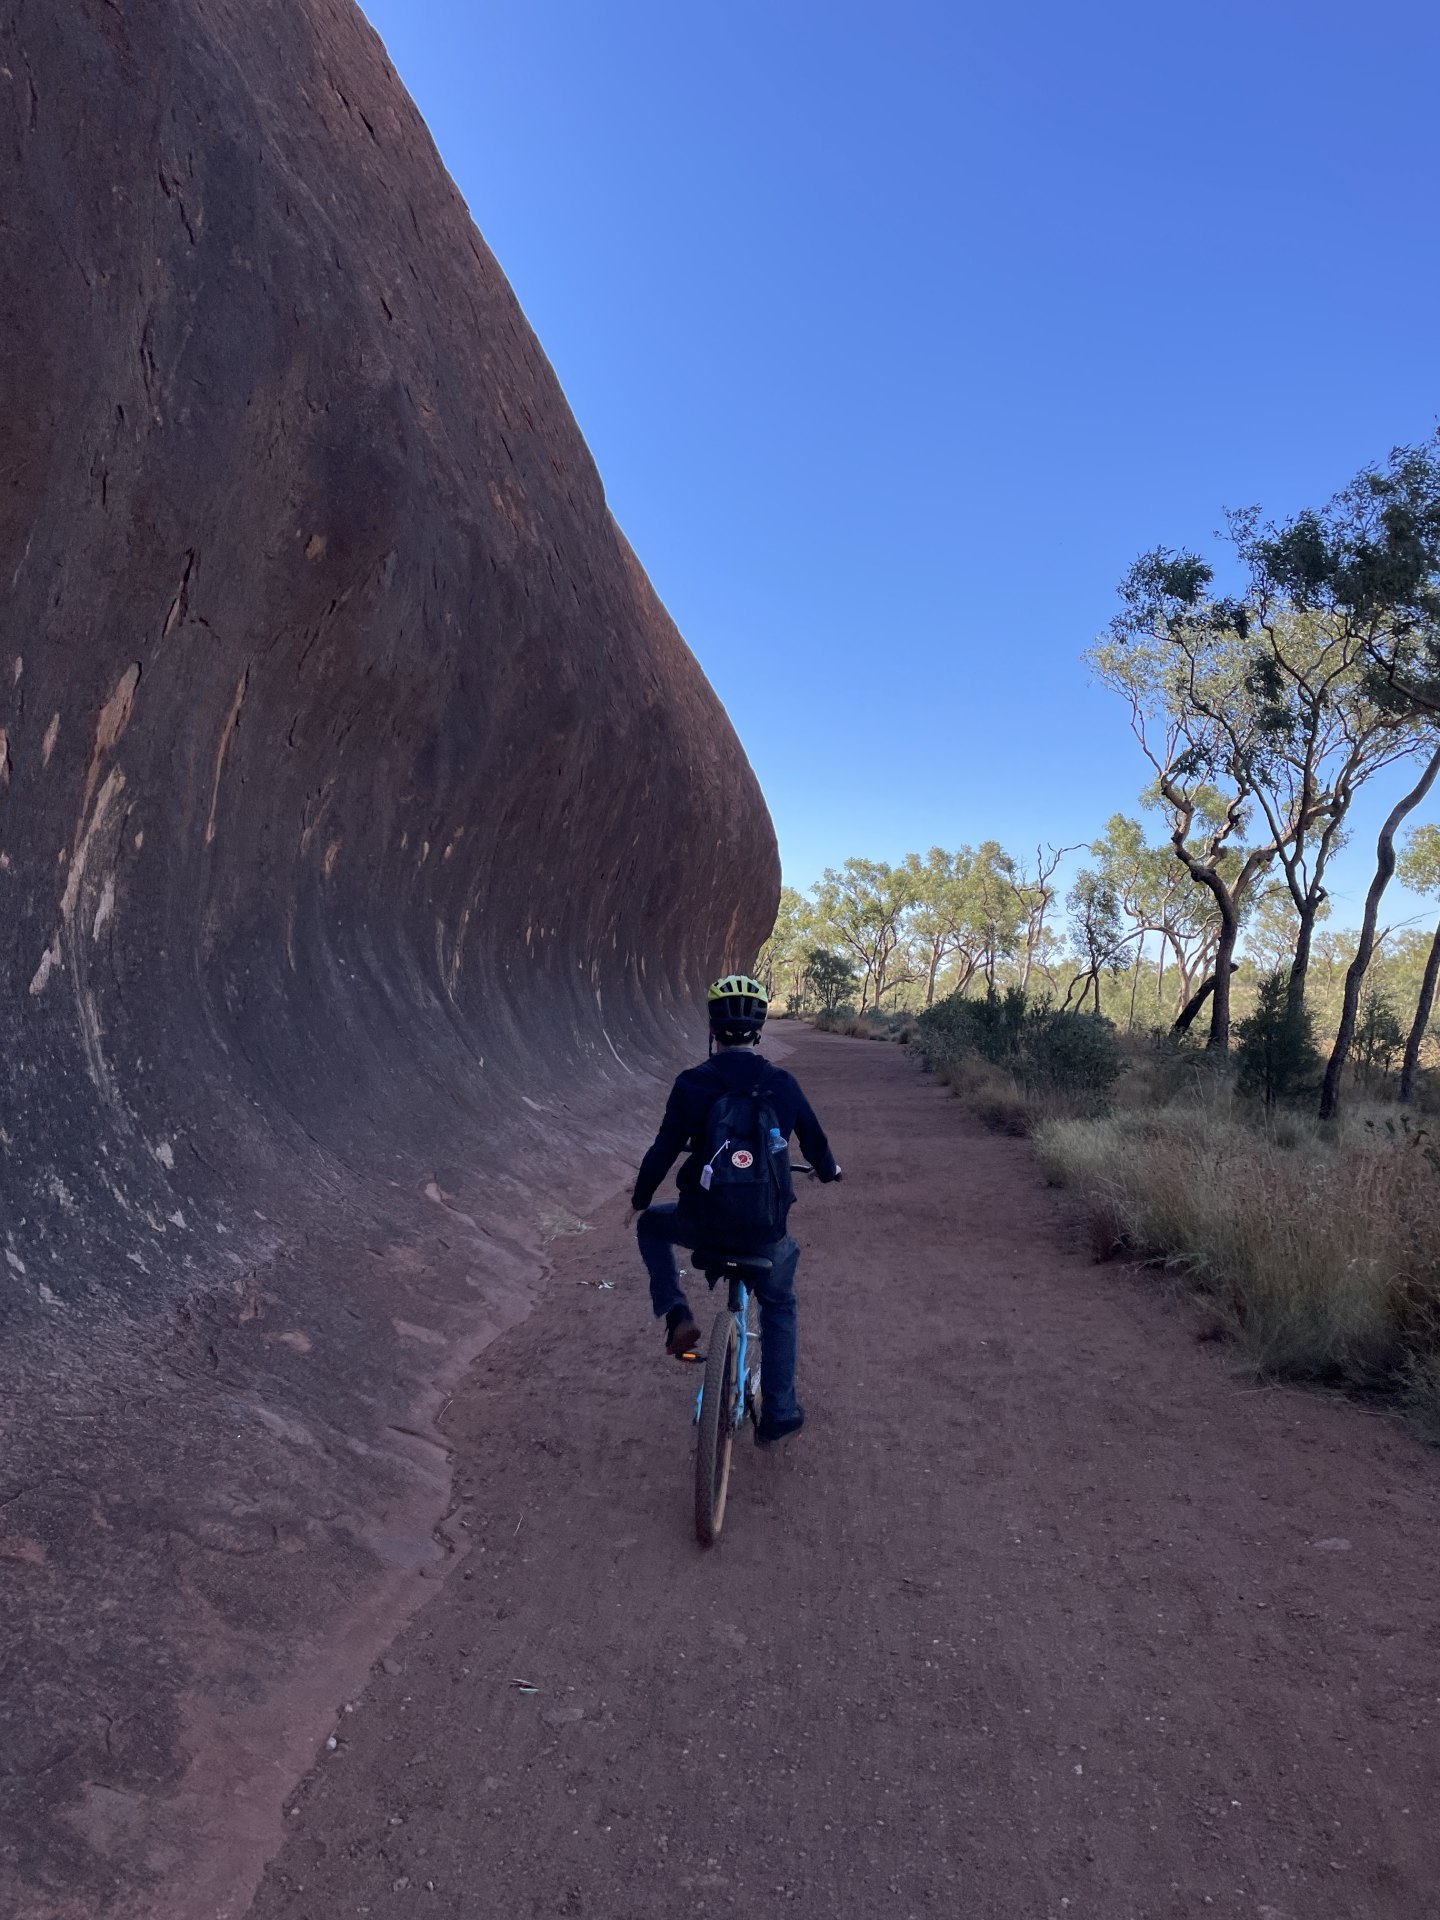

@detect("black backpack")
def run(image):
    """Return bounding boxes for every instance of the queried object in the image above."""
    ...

[693,1064,793,1252]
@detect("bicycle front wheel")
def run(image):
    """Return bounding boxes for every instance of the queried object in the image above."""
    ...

[694,1309,738,1547]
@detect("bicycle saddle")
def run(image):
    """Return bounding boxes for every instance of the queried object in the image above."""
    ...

[690,1247,773,1273]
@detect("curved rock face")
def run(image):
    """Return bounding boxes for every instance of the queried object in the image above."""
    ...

[0,2,776,1911]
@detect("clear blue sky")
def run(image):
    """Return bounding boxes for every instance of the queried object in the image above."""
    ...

[360,0,1440,926]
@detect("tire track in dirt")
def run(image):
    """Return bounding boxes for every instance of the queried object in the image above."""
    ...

[248,1028,1440,1920]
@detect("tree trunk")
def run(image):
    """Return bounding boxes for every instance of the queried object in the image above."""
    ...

[1127,945,1143,1030]
[1398,915,1440,1104]
[1286,900,1317,1021]
[925,942,941,1008]
[1173,962,1237,1036]
[1321,744,1440,1120]
[1205,898,1240,1050]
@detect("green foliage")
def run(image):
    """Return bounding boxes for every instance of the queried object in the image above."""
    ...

[755,886,818,1007]
[1233,971,1320,1108]
[916,989,1123,1100]
[1355,988,1404,1077]
[812,858,917,1010]
[1239,432,1440,719]
[804,946,858,1013]
[1399,823,1440,897]
[1066,869,1128,1009]
[915,986,1028,1067]
[1024,1007,1126,1095]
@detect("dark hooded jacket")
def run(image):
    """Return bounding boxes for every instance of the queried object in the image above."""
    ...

[631,1047,840,1212]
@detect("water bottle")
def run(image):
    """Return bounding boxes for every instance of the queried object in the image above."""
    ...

[768,1126,786,1154]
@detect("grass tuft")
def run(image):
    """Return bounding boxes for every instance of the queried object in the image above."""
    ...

[1035,1097,1440,1433]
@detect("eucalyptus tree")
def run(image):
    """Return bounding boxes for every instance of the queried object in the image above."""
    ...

[1239,432,1440,722]
[967,841,1026,990]
[813,857,917,1012]
[1396,823,1440,1103]
[1087,813,1225,1022]
[902,848,975,1006]
[1319,742,1440,1119]
[1244,885,1329,978]
[900,843,1026,1003]
[754,885,815,1005]
[1005,844,1074,993]
[1064,870,1129,1016]
[1092,581,1284,1051]
[1095,555,1420,1046]
[1218,583,1425,1016]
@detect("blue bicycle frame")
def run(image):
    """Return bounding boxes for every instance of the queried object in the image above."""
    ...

[694,1279,756,1430]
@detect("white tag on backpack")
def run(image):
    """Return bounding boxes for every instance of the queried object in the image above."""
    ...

[699,1165,713,1191]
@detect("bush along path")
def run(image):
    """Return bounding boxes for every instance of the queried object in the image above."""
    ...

[249,1027,1440,1920]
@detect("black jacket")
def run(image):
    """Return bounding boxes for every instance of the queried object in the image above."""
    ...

[632,1047,840,1211]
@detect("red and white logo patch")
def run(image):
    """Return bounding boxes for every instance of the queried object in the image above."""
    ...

[731,1149,755,1170]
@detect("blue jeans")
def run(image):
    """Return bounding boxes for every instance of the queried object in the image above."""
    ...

[636,1202,802,1422]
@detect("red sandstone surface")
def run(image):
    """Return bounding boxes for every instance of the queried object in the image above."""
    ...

[0,3,773,1912]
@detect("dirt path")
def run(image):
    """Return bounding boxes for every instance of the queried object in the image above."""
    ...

[247,1028,1440,1920]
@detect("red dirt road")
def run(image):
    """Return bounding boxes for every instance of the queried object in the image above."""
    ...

[248,1028,1440,1920]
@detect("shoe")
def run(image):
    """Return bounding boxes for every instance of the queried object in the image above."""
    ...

[754,1409,805,1448]
[664,1309,702,1360]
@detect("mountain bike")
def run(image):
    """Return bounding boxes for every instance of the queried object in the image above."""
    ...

[689,1165,817,1548]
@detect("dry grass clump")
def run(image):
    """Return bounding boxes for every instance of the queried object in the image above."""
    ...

[1035,1100,1440,1435]
[934,1054,1099,1135]
[812,1008,919,1044]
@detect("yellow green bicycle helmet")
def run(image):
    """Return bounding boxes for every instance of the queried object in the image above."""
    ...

[707,973,769,1045]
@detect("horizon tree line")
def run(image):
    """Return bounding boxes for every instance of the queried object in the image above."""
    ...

[760,433,1440,1121]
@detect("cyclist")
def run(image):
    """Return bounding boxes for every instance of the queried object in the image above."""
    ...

[630,974,842,1447]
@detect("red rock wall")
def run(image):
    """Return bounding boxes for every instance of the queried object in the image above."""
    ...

[0,2,776,1910]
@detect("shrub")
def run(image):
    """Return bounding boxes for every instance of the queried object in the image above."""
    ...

[1233,972,1321,1109]
[1021,1007,1124,1096]
[915,989,1124,1119]
[1355,988,1404,1079]
[914,987,1026,1068]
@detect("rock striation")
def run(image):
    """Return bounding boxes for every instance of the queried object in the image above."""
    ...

[0,2,776,1912]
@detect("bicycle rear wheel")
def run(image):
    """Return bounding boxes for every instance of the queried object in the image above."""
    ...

[694,1309,738,1547]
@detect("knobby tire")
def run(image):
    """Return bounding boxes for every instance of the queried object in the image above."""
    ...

[694,1309,737,1547]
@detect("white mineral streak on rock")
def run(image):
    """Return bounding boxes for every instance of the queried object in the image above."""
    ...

[29,936,61,995]
[92,874,116,940]
[206,668,249,845]
[154,1141,176,1169]
[42,713,60,765]
[61,767,126,924]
